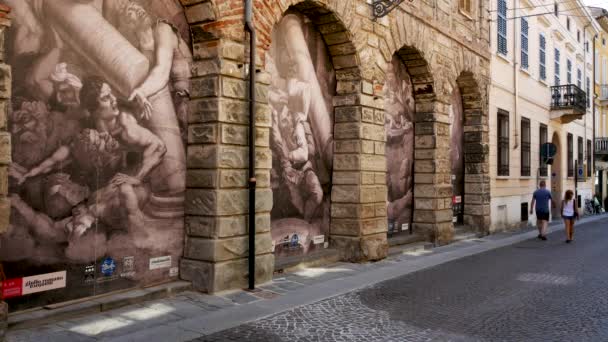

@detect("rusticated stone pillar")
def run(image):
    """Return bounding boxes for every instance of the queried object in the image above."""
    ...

[179,2,274,292]
[0,4,11,340]
[413,93,454,245]
[331,73,389,262]
[460,74,491,234]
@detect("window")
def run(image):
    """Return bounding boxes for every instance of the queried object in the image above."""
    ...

[540,34,547,81]
[578,137,584,173]
[577,30,581,43]
[460,0,472,15]
[521,18,529,69]
[566,18,571,31]
[596,51,601,82]
[554,2,558,16]
[568,133,574,177]
[567,59,572,84]
[554,49,561,86]
[497,0,508,56]
[604,57,608,84]
[521,118,531,176]
[587,41,590,53]
[498,110,510,176]
[577,68,582,88]
[539,125,548,177]
[603,38,606,46]
[587,77,591,108]
[587,139,592,177]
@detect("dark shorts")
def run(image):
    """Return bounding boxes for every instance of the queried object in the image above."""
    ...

[536,211,550,221]
[563,215,575,221]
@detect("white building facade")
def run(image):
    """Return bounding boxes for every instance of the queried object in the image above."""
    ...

[489,0,600,231]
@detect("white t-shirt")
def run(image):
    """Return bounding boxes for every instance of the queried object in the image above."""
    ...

[563,199,575,216]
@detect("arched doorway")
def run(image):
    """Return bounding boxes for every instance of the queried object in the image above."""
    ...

[551,132,562,218]
[456,71,490,235]
[383,45,437,242]
[384,55,415,237]
[266,10,335,260]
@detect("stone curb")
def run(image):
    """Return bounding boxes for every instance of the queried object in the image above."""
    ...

[7,281,191,331]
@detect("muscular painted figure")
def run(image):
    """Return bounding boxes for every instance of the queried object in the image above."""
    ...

[6,129,152,263]
[270,78,323,222]
[9,172,150,262]
[16,77,166,186]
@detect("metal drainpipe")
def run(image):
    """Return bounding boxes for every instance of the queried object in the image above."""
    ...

[245,0,257,290]
[584,26,588,176]
[513,5,519,149]
[593,35,597,189]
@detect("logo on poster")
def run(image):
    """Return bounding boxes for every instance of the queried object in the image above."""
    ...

[84,264,95,283]
[121,256,136,278]
[1,278,22,299]
[149,256,171,270]
[2,271,67,299]
[100,258,116,276]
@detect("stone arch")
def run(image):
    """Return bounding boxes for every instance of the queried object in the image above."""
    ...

[385,44,456,244]
[455,71,491,234]
[182,0,383,292]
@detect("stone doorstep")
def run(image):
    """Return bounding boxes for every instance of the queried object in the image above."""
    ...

[274,248,341,275]
[452,225,480,243]
[388,241,433,257]
[7,281,192,331]
[387,232,427,247]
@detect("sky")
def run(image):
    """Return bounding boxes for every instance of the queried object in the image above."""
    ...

[583,0,608,11]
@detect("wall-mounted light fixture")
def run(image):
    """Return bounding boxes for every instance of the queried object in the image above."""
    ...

[371,0,414,19]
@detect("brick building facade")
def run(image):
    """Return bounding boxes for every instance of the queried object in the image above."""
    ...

[179,0,491,292]
[0,0,491,327]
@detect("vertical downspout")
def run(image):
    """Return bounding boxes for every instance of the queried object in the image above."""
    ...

[593,36,597,187]
[245,0,257,290]
[513,5,519,149]
[584,27,588,178]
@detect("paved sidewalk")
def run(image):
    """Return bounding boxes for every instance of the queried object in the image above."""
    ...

[6,214,606,342]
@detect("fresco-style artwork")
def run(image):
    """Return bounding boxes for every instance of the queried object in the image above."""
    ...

[385,56,415,235]
[1,0,191,311]
[267,11,335,257]
[449,87,465,224]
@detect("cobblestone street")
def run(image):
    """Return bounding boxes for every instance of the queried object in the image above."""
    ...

[197,216,608,342]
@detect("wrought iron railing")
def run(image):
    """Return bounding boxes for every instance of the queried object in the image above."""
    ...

[550,84,586,113]
[595,137,608,155]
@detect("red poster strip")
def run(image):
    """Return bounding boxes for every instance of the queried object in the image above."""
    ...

[1,278,23,299]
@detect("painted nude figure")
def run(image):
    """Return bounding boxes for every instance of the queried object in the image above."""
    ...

[14,77,166,187]
[270,78,323,222]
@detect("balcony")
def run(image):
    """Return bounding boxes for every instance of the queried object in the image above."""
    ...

[596,138,608,156]
[600,85,608,105]
[549,84,586,124]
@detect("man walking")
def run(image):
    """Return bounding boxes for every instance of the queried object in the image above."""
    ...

[530,180,553,240]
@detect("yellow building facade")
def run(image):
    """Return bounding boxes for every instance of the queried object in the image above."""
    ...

[489,0,600,231]
[592,7,608,208]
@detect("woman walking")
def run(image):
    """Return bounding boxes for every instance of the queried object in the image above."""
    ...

[561,190,578,243]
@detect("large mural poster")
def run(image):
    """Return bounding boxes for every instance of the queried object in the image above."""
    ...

[385,56,415,235]
[449,87,465,224]
[1,0,191,311]
[267,12,335,258]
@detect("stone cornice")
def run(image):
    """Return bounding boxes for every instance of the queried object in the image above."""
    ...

[566,42,576,53]
[538,15,551,28]
[552,29,565,42]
